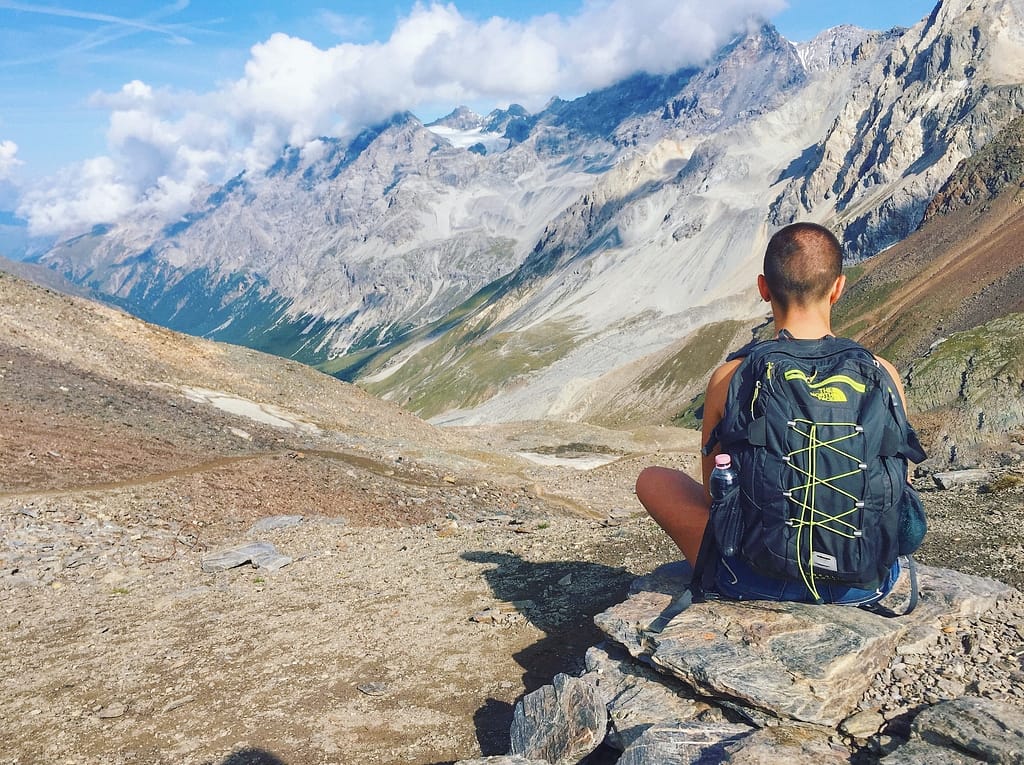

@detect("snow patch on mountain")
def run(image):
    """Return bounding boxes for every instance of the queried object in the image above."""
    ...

[427,124,512,154]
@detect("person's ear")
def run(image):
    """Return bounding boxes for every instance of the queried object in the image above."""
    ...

[757,274,771,302]
[829,274,847,305]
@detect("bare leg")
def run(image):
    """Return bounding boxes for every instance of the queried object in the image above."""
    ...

[635,466,709,566]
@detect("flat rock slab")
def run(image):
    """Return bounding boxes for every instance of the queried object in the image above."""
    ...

[582,643,722,750]
[932,469,991,489]
[508,673,607,765]
[594,562,1014,727]
[909,564,1012,624]
[200,542,292,573]
[893,565,1014,658]
[650,599,904,726]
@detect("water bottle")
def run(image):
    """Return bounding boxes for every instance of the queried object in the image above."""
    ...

[709,453,739,500]
[709,453,742,558]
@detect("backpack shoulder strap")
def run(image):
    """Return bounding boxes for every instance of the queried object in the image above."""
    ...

[870,353,928,464]
[701,338,776,457]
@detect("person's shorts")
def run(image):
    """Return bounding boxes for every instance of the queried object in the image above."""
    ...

[712,555,901,607]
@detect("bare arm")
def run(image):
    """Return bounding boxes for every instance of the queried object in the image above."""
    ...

[875,355,909,410]
[700,358,743,494]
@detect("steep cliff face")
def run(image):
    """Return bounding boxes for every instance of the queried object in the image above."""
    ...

[771,0,1024,259]
[831,109,1024,464]
[834,107,1024,367]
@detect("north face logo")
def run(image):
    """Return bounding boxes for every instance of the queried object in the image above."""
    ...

[784,370,866,404]
[810,386,847,403]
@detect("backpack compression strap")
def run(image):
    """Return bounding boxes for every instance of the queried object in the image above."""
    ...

[687,523,719,603]
[860,556,920,617]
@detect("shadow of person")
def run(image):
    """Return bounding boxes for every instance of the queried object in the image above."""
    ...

[460,550,640,755]
[472,697,516,756]
[213,747,288,765]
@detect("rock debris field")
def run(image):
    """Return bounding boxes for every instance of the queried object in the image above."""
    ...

[2,272,1024,764]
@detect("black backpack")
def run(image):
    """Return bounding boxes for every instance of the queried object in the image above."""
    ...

[700,332,927,605]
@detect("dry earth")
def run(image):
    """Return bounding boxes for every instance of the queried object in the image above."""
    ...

[2,271,1024,765]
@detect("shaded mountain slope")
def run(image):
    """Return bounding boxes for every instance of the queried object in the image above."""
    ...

[834,177,1024,462]
[826,111,1024,461]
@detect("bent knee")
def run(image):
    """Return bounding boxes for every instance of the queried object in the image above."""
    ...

[635,465,671,501]
[635,465,707,512]
[635,465,677,505]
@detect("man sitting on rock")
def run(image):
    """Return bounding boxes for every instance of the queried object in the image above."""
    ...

[636,222,918,606]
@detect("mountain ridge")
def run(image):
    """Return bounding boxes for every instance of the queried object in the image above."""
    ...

[32,0,1024,428]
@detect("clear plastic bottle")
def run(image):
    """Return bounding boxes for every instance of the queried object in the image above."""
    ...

[709,453,739,500]
[709,453,742,558]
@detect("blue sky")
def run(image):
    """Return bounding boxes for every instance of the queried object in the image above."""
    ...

[0,0,937,233]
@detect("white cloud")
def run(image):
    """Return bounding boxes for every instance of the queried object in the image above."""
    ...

[19,0,786,235]
[19,156,136,234]
[0,140,22,180]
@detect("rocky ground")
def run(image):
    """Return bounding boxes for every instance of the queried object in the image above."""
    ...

[2,271,1023,765]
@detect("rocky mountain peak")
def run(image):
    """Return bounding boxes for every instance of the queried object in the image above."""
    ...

[770,0,1024,259]
[427,105,483,131]
[795,24,877,72]
[483,103,532,139]
[658,22,805,130]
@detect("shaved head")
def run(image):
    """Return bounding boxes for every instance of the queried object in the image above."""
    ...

[763,223,843,310]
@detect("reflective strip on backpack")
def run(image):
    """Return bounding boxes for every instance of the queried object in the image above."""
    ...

[783,369,868,394]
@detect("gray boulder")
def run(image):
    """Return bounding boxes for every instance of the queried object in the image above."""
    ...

[881,696,1024,764]
[200,542,292,572]
[508,673,607,765]
[879,739,986,764]
[582,642,724,750]
[616,721,753,765]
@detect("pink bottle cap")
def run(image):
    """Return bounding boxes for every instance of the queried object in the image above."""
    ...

[715,454,732,468]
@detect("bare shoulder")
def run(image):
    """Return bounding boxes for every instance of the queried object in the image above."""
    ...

[872,354,902,382]
[873,354,909,406]
[708,357,743,389]
[704,357,744,420]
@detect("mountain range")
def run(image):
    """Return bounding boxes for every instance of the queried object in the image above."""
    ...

[24,0,1024,461]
